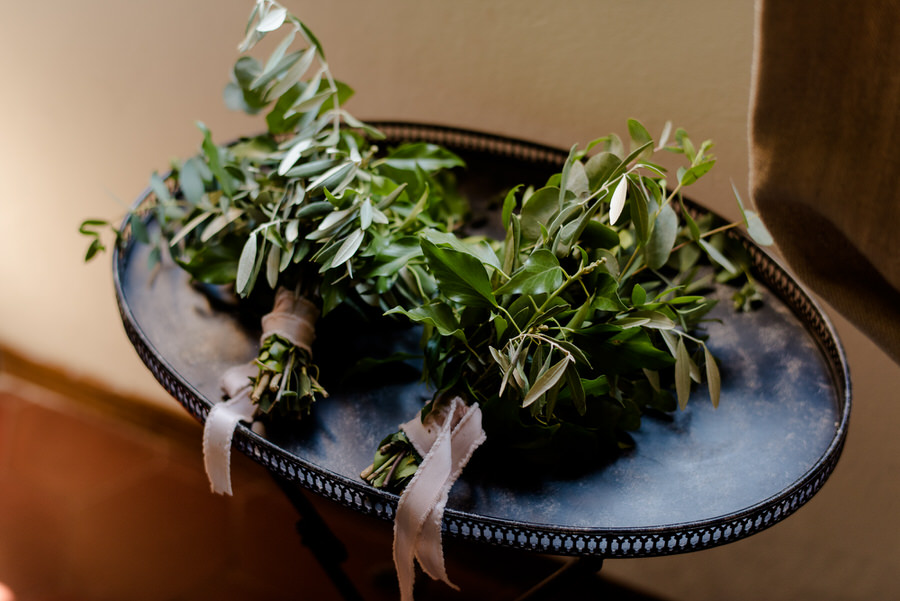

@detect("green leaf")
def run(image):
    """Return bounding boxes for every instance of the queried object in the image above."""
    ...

[198,122,236,197]
[585,152,621,189]
[387,303,463,339]
[581,220,619,250]
[266,243,281,288]
[381,143,464,172]
[129,214,150,245]
[421,239,497,308]
[520,186,559,242]
[680,197,702,241]
[252,30,297,89]
[627,118,653,159]
[631,283,647,306]
[178,158,206,205]
[269,45,317,100]
[494,249,564,295]
[502,185,521,230]
[675,337,691,410]
[421,229,501,271]
[236,232,258,295]
[522,356,571,408]
[645,204,679,270]
[678,160,716,186]
[629,179,650,243]
[565,362,586,416]
[330,228,365,269]
[704,344,721,408]
[745,210,773,246]
[631,310,676,330]
[698,239,738,274]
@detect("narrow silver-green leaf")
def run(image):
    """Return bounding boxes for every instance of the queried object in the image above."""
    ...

[277,138,313,175]
[169,211,213,246]
[522,356,571,408]
[200,207,244,242]
[236,233,258,295]
[331,228,365,268]
[698,239,738,274]
[360,198,373,230]
[269,45,317,100]
[266,243,281,289]
[675,337,691,410]
[745,210,774,246]
[703,345,721,408]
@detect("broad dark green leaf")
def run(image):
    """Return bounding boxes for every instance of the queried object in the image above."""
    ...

[565,362,586,416]
[421,239,497,308]
[494,249,564,295]
[388,303,463,339]
[502,185,521,230]
[520,186,559,242]
[421,229,501,270]
[585,152,621,189]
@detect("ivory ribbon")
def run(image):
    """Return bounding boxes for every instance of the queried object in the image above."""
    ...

[393,396,486,601]
[202,287,319,495]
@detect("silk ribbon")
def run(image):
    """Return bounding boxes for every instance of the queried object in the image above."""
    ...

[202,287,318,495]
[393,396,486,601]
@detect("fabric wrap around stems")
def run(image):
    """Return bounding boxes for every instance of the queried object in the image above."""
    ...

[394,396,487,601]
[202,287,319,495]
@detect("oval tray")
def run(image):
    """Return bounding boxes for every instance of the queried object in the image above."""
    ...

[114,122,851,558]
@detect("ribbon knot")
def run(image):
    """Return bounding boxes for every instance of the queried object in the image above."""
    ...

[393,396,486,601]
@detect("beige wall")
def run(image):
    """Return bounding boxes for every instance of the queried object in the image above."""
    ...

[1,1,898,599]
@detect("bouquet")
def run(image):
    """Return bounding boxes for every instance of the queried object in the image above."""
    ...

[81,2,772,598]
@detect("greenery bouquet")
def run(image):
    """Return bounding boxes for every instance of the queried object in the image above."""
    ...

[82,1,772,597]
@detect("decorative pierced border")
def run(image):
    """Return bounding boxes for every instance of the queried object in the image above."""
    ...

[113,122,850,558]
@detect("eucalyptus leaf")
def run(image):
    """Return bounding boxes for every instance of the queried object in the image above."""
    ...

[645,204,679,270]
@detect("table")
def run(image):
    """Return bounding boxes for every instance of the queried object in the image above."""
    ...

[114,122,851,596]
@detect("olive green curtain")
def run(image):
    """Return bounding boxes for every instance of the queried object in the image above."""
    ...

[750,0,900,363]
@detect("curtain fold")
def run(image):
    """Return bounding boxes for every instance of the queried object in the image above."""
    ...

[750,0,900,363]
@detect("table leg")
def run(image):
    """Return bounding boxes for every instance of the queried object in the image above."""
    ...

[273,476,365,601]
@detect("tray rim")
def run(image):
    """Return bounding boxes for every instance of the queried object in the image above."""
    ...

[112,121,851,558]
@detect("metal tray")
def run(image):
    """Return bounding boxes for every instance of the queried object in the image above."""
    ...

[114,122,851,558]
